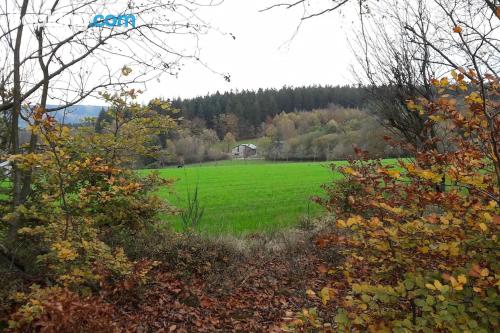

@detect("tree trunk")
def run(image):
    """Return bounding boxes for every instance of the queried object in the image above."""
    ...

[20,27,49,202]
[8,0,30,242]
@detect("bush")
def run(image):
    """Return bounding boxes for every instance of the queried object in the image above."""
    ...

[315,177,364,217]
[286,73,500,332]
[1,90,176,329]
[7,287,119,333]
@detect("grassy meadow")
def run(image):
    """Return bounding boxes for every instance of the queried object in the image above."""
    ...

[1,159,398,235]
[145,160,345,234]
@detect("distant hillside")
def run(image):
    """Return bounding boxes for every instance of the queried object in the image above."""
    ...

[20,105,105,127]
[48,105,104,123]
[50,105,103,124]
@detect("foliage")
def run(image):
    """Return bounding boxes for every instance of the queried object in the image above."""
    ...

[172,85,368,140]
[83,89,177,168]
[1,87,176,328]
[130,104,399,167]
[259,106,399,161]
[7,286,119,333]
[160,128,228,166]
[223,132,237,153]
[286,72,500,332]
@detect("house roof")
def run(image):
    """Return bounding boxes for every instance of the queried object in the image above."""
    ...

[235,143,256,149]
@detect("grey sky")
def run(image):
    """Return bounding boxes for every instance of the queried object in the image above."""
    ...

[141,0,359,101]
[0,0,361,106]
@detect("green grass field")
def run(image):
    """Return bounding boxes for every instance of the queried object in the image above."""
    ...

[1,159,398,235]
[146,159,348,235]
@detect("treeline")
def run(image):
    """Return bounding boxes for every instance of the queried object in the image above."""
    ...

[170,85,367,139]
[91,87,398,166]
[144,127,230,167]
[258,106,401,161]
[135,105,401,167]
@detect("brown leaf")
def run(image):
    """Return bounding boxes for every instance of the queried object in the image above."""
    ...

[318,264,328,274]
[200,298,212,308]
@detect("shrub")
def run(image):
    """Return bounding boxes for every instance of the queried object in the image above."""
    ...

[287,73,499,332]
[316,177,364,217]
[1,89,176,328]
[7,287,119,333]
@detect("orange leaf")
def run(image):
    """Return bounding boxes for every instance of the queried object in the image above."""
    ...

[200,298,213,308]
[318,264,328,273]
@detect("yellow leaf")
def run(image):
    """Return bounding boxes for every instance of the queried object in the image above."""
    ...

[387,169,401,178]
[418,169,442,183]
[121,65,132,76]
[479,223,488,232]
[480,268,489,277]
[434,280,443,291]
[483,212,493,222]
[346,215,362,227]
[343,167,361,177]
[320,287,334,305]
[438,243,449,253]
[457,275,467,284]
[425,283,436,290]
[429,115,443,122]
[337,219,347,228]
[419,246,430,254]
[378,202,404,215]
[450,276,464,290]
[449,276,458,287]
[358,303,368,310]
[449,242,460,257]
[467,92,483,104]
[369,217,382,228]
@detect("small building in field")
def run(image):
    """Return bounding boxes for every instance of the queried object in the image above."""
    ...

[231,143,257,158]
[0,161,11,177]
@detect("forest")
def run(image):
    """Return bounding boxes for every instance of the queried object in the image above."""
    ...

[171,85,367,139]
[98,104,397,167]
[95,84,368,139]
[91,85,388,166]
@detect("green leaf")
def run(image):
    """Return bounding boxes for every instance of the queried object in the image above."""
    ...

[361,294,371,302]
[404,279,415,290]
[335,310,349,325]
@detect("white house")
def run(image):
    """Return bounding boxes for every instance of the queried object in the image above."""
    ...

[0,161,11,177]
[231,143,257,158]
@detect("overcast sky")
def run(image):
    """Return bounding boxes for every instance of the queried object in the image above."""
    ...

[141,0,360,101]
